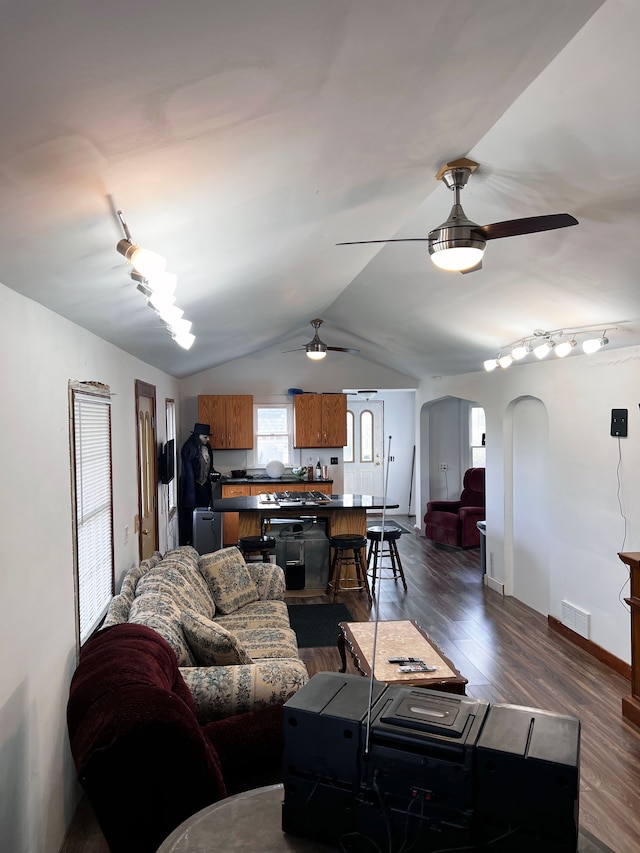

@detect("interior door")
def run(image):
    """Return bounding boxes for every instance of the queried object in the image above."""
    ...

[136,380,158,560]
[344,400,384,496]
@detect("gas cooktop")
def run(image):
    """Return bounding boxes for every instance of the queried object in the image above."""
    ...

[258,491,332,505]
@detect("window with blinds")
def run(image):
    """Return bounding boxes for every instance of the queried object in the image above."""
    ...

[70,383,114,646]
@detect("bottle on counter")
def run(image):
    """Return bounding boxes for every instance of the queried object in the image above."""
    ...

[307,464,314,481]
[315,458,322,480]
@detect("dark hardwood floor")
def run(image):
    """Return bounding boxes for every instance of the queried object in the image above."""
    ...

[62,517,640,853]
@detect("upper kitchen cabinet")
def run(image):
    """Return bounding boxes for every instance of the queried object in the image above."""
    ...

[294,393,347,448]
[198,395,254,449]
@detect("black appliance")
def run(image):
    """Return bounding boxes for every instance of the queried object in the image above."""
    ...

[191,480,223,554]
[268,517,329,589]
[282,672,580,853]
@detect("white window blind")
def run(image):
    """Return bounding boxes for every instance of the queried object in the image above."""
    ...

[71,387,114,645]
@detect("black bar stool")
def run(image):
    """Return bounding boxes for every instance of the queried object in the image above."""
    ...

[326,534,371,604]
[238,535,276,563]
[366,525,407,596]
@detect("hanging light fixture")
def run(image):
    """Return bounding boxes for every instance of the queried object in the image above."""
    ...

[555,338,577,358]
[582,334,609,354]
[116,208,196,350]
[484,326,613,371]
[428,164,486,272]
[117,238,167,277]
[511,343,531,361]
[533,340,554,359]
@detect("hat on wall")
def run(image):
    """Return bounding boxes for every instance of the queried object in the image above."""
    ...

[192,423,212,436]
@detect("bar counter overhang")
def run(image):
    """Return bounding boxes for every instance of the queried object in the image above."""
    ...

[210,493,399,541]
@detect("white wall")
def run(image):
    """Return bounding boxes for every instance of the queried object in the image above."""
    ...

[417,346,640,664]
[0,282,180,853]
[375,390,416,516]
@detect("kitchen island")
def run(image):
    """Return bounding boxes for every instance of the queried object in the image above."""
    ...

[210,493,399,543]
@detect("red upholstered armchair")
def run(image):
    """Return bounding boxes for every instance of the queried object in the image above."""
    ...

[424,467,485,548]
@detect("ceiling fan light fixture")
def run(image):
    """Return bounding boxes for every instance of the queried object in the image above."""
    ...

[430,244,485,271]
[306,348,327,360]
[582,335,609,354]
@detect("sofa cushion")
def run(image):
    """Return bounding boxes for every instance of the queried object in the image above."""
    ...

[213,600,291,634]
[198,547,259,614]
[180,659,310,723]
[234,626,299,659]
[182,610,253,666]
[128,592,195,666]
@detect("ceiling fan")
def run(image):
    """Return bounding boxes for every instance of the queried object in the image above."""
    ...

[283,318,360,360]
[337,157,578,273]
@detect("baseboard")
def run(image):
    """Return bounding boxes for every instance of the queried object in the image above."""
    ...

[548,615,631,680]
[484,575,504,594]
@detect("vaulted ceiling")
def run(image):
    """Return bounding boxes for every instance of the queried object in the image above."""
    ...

[1,0,637,380]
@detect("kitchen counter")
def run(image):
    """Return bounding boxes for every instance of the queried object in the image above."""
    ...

[221,477,333,485]
[211,494,399,545]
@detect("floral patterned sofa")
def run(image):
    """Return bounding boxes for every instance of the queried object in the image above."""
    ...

[103,544,309,721]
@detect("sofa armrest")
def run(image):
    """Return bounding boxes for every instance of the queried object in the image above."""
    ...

[459,506,485,548]
[247,562,286,601]
[180,659,309,723]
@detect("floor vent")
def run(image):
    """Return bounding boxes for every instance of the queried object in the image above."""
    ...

[561,600,591,639]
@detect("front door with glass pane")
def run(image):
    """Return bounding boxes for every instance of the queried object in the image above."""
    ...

[344,400,384,495]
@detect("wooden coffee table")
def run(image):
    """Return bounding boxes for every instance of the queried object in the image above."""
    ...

[338,619,467,694]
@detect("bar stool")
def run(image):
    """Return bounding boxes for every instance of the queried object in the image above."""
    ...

[326,534,371,604]
[238,535,276,563]
[366,525,407,596]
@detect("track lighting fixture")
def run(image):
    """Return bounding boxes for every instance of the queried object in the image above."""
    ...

[116,209,195,350]
[582,335,609,354]
[484,327,613,371]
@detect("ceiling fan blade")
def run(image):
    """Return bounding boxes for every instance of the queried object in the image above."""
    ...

[327,346,360,354]
[336,238,429,246]
[480,213,578,241]
[282,347,305,353]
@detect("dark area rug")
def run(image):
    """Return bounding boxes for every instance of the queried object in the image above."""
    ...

[287,603,353,648]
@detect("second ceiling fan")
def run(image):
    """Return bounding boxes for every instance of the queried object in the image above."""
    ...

[337,157,578,273]
[283,319,360,360]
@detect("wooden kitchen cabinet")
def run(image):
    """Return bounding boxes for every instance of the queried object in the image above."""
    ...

[293,393,347,448]
[220,484,251,546]
[198,395,253,449]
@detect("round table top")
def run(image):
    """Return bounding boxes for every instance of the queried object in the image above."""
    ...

[156,784,333,852]
[157,783,612,853]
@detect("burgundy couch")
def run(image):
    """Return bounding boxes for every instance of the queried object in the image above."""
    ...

[424,467,485,548]
[67,623,284,853]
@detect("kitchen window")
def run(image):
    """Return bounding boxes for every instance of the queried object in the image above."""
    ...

[254,405,292,465]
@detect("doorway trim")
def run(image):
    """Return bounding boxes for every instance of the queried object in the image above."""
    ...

[135,379,159,560]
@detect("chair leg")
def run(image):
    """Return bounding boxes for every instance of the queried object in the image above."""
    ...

[354,548,372,603]
[391,541,408,590]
